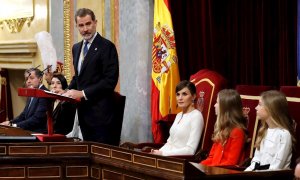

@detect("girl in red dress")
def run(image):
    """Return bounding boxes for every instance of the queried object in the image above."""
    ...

[200,89,247,166]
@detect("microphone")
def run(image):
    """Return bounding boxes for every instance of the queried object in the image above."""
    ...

[42,65,52,74]
[25,65,41,78]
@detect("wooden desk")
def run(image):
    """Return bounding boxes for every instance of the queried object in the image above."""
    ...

[0,127,294,179]
[0,125,37,142]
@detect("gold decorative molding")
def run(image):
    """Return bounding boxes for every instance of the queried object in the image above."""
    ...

[0,41,37,54]
[0,17,33,33]
[0,41,37,69]
[102,0,105,37]
[110,0,114,42]
[0,0,34,33]
[63,0,72,83]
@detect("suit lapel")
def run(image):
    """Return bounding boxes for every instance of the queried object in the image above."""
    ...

[80,34,101,75]
[27,97,36,116]
[25,98,31,118]
[25,85,47,118]
[74,43,82,75]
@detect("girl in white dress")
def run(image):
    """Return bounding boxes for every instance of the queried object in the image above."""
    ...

[245,90,296,171]
[152,80,204,156]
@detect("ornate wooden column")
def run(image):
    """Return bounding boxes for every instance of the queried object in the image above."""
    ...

[63,0,74,83]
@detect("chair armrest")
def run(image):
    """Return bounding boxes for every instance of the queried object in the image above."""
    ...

[119,142,138,150]
[194,149,209,162]
[136,142,165,149]
[120,142,164,151]
[167,149,209,163]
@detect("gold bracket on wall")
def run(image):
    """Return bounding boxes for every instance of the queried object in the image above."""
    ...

[0,17,33,33]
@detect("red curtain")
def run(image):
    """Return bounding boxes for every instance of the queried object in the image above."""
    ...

[169,0,297,88]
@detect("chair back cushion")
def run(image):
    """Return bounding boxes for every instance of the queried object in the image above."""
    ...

[190,69,227,152]
[235,85,273,158]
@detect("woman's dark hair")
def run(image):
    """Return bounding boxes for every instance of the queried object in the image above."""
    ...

[175,80,197,95]
[52,73,68,90]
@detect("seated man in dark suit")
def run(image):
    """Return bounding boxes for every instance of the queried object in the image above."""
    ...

[0,68,49,133]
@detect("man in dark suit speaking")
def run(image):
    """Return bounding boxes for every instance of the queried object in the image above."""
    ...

[64,8,119,144]
[0,68,48,133]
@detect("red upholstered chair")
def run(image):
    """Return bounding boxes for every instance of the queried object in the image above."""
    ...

[279,86,300,168]
[190,69,227,154]
[235,85,273,163]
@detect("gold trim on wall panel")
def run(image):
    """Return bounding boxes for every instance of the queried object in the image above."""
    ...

[110,0,114,43]
[111,0,120,92]
[46,0,49,32]
[63,0,73,83]
[102,0,105,37]
[0,41,37,54]
[113,0,119,50]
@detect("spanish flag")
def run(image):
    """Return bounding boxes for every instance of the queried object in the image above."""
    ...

[151,0,180,143]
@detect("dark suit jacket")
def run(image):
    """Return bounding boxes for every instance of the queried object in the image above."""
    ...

[69,33,119,144]
[11,85,49,133]
[53,101,76,135]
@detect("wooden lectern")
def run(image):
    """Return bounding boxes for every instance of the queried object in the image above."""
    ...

[18,88,80,142]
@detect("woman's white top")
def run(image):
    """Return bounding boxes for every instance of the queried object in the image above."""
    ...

[245,128,292,171]
[159,109,204,156]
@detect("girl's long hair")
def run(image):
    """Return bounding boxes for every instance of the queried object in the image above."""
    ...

[212,89,247,144]
[255,90,296,150]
